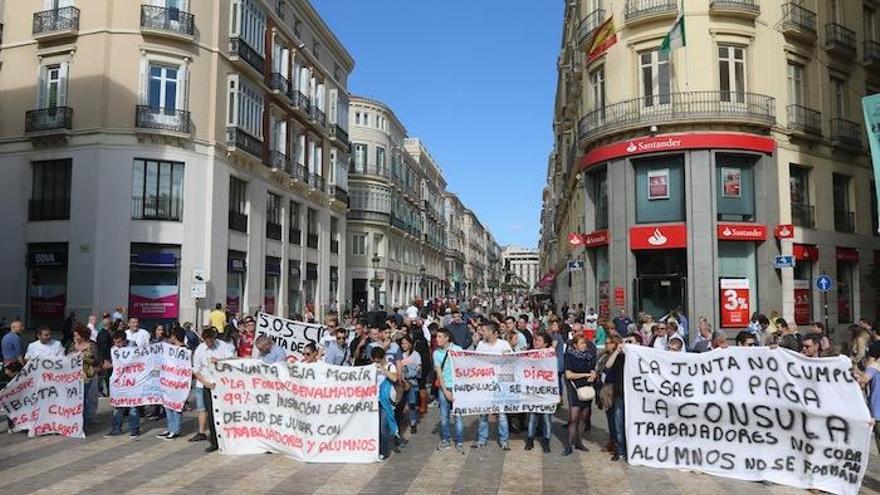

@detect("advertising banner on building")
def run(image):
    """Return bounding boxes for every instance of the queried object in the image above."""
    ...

[793,279,812,325]
[109,343,192,412]
[624,345,871,495]
[253,313,330,361]
[211,359,378,463]
[129,285,179,319]
[30,284,66,319]
[0,355,85,438]
[719,278,750,328]
[598,281,610,319]
[449,349,559,416]
[861,94,880,234]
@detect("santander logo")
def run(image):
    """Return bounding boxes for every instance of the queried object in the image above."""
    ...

[778,226,791,236]
[625,142,638,153]
[647,228,668,246]
[722,227,733,237]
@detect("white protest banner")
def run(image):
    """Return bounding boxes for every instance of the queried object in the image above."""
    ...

[624,345,871,495]
[450,349,559,416]
[110,343,192,412]
[0,355,84,438]
[212,359,378,463]
[253,313,329,361]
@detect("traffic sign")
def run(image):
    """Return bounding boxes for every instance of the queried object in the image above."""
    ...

[191,283,207,299]
[816,275,833,293]
[773,255,795,269]
[568,260,584,271]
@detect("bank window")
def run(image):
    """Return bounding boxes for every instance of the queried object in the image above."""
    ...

[228,176,248,233]
[352,233,366,256]
[132,159,184,221]
[289,200,301,245]
[639,49,670,107]
[30,159,71,221]
[837,262,853,323]
[634,156,685,224]
[716,155,755,222]
[718,45,746,103]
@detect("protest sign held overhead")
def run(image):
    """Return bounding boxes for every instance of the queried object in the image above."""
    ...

[211,359,378,463]
[253,313,330,361]
[110,343,192,412]
[0,355,85,438]
[450,349,559,416]
[624,345,871,495]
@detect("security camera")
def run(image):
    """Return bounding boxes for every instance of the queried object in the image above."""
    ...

[649,124,658,135]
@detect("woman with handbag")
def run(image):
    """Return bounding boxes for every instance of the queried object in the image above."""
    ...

[399,335,422,434]
[562,334,597,456]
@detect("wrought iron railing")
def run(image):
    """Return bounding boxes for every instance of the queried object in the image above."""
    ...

[290,163,308,181]
[33,6,80,35]
[136,106,190,133]
[334,186,349,205]
[228,211,248,233]
[791,203,814,229]
[140,5,194,36]
[226,127,263,158]
[709,0,760,13]
[577,9,605,45]
[313,107,327,127]
[334,124,349,144]
[625,0,677,21]
[865,40,880,66]
[26,107,73,133]
[349,162,389,178]
[825,23,856,54]
[834,210,855,233]
[830,118,862,148]
[578,91,775,142]
[786,104,822,136]
[781,3,817,36]
[269,72,289,94]
[268,149,291,172]
[308,173,325,191]
[228,37,265,74]
[290,90,310,112]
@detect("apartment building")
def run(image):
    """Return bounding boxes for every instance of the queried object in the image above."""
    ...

[443,192,467,297]
[0,0,353,328]
[502,246,540,289]
[541,0,880,336]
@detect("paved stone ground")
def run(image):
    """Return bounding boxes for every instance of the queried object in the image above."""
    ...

[1,398,879,495]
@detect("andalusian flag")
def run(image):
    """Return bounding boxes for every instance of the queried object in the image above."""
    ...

[587,16,618,62]
[660,6,686,55]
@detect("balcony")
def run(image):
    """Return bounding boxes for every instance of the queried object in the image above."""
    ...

[290,163,308,182]
[290,90,310,113]
[307,233,319,249]
[289,228,302,245]
[349,162,389,179]
[791,203,814,229]
[135,106,190,134]
[269,73,290,95]
[577,9,605,47]
[308,172,325,192]
[25,107,73,135]
[311,106,327,128]
[865,41,880,70]
[333,185,349,206]
[625,0,677,24]
[786,104,822,137]
[33,7,79,41]
[140,5,194,40]
[830,118,862,149]
[825,23,856,59]
[329,124,350,150]
[834,210,855,233]
[226,127,263,159]
[266,221,282,241]
[578,91,775,143]
[228,211,248,233]
[228,37,265,75]
[709,0,759,19]
[781,3,817,43]
[268,149,291,173]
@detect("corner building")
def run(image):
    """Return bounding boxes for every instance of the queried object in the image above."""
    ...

[0,0,353,328]
[543,0,880,336]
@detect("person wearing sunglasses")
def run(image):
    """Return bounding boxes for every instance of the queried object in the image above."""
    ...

[301,343,320,364]
[324,328,350,365]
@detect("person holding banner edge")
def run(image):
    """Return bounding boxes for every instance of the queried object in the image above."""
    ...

[190,326,234,452]
[525,331,554,453]
[157,326,188,440]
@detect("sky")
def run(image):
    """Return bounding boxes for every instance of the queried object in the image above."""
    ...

[311,0,562,249]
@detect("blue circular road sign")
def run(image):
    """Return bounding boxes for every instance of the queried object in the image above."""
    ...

[816,275,833,293]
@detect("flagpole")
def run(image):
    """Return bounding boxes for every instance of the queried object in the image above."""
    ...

[681,0,688,92]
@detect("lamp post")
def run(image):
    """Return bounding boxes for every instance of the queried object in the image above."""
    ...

[419,264,426,299]
[370,253,382,310]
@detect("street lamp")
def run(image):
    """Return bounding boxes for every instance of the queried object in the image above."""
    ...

[370,253,382,310]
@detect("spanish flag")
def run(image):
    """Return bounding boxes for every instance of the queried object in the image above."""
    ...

[587,16,618,62]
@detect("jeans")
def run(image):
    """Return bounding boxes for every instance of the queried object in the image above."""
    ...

[83,376,98,425]
[112,407,140,435]
[613,397,626,457]
[477,413,509,445]
[527,413,551,440]
[379,408,391,457]
[437,390,464,444]
[606,408,616,445]
[406,386,419,426]
[204,388,218,448]
[166,409,182,435]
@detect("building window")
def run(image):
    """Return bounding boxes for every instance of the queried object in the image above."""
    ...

[866,6,878,42]
[330,217,339,254]
[787,62,805,106]
[229,176,248,233]
[718,45,746,103]
[229,0,266,55]
[226,75,264,138]
[266,192,281,240]
[352,233,366,256]
[376,146,386,174]
[352,143,367,172]
[634,156,685,224]
[289,200,301,245]
[132,159,184,221]
[590,66,606,117]
[830,77,848,120]
[38,63,68,109]
[306,207,318,249]
[148,64,180,110]
[833,173,854,233]
[837,261,853,323]
[30,159,71,221]
[789,165,813,228]
[592,168,608,230]
[639,49,670,107]
[716,155,755,222]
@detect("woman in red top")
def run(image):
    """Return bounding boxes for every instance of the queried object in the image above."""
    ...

[237,316,256,357]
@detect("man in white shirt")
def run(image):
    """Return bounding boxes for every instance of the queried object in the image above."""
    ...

[473,321,513,450]
[87,314,99,342]
[190,326,234,453]
[124,318,150,348]
[25,326,64,362]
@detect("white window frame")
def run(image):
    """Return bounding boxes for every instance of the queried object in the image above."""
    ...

[37,61,68,109]
[787,61,805,106]
[638,49,670,108]
[352,233,366,256]
[718,45,746,104]
[831,76,848,119]
[226,74,264,138]
[229,0,266,56]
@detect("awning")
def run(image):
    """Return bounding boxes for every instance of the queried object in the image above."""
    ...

[836,247,859,263]
[793,244,818,261]
[536,271,556,289]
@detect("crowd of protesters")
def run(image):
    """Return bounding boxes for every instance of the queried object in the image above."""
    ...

[3,295,880,462]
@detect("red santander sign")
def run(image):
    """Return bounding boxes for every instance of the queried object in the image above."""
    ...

[774,224,795,239]
[629,224,687,250]
[716,223,767,241]
[568,233,583,247]
[583,229,609,248]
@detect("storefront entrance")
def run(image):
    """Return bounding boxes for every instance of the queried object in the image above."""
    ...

[26,243,68,331]
[635,250,687,319]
